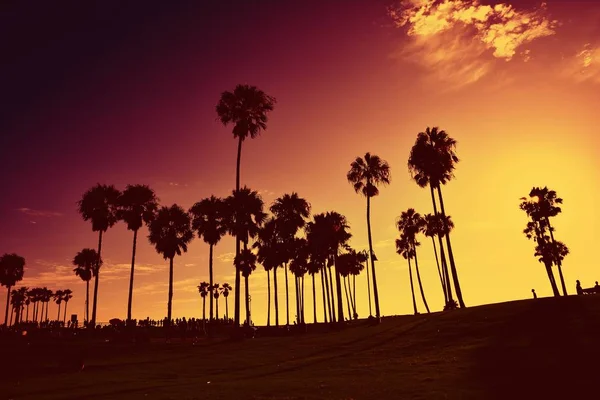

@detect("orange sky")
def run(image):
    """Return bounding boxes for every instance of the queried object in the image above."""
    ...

[2,0,599,324]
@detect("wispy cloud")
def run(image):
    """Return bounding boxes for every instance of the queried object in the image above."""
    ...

[562,43,600,84]
[17,208,63,217]
[216,252,235,263]
[388,0,557,88]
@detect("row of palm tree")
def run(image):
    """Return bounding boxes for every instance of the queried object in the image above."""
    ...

[520,187,569,297]
[198,282,232,325]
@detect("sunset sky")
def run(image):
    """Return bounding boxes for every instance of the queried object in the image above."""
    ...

[1,0,599,324]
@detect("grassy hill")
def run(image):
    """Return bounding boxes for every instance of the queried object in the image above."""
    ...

[3,295,600,399]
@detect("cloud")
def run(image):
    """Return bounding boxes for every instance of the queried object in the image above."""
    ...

[562,43,600,84]
[388,0,557,88]
[216,252,235,263]
[17,208,63,217]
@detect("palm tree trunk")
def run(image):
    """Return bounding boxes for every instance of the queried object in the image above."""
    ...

[91,230,103,327]
[234,135,243,328]
[365,256,372,316]
[63,302,68,325]
[167,256,174,326]
[285,263,290,326]
[57,303,61,322]
[301,276,305,324]
[4,286,11,326]
[431,237,447,302]
[430,185,453,304]
[408,258,418,315]
[334,253,345,323]
[9,305,14,327]
[273,266,279,326]
[215,296,219,320]
[366,195,381,320]
[245,275,251,325]
[545,262,560,296]
[343,277,352,319]
[413,245,430,313]
[436,186,465,308]
[266,269,271,326]
[209,244,214,321]
[327,266,336,322]
[26,303,29,322]
[312,274,317,323]
[320,269,328,323]
[127,229,138,322]
[294,276,300,324]
[352,275,358,319]
[202,296,206,334]
[225,296,229,321]
[546,218,568,296]
[85,280,90,325]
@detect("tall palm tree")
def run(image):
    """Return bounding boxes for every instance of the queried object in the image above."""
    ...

[77,183,121,326]
[408,127,465,308]
[235,249,258,325]
[198,281,210,332]
[189,196,227,322]
[118,184,159,322]
[62,289,73,324]
[216,84,276,327]
[148,204,194,326]
[54,290,65,322]
[270,193,311,326]
[528,187,567,295]
[222,283,232,321]
[0,253,25,326]
[422,214,450,302]
[225,187,266,326]
[397,209,430,313]
[396,235,418,314]
[73,248,99,325]
[10,288,27,325]
[347,152,391,320]
[212,283,221,321]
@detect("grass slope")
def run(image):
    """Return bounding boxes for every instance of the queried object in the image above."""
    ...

[3,295,600,399]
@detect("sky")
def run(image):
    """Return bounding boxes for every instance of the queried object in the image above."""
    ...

[1,0,599,324]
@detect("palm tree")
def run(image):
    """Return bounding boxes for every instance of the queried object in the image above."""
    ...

[212,283,221,321]
[198,281,210,332]
[189,196,227,322]
[343,249,365,319]
[528,187,568,295]
[270,193,311,326]
[148,204,194,326]
[396,235,418,314]
[422,214,450,302]
[54,290,64,322]
[222,283,232,321]
[347,152,391,320]
[235,249,258,325]
[73,248,99,325]
[0,253,25,326]
[216,84,276,327]
[323,212,352,323]
[40,287,52,323]
[306,244,323,324]
[253,219,282,326]
[224,187,266,326]
[62,289,73,324]
[306,214,335,322]
[77,183,121,326]
[118,184,159,323]
[10,288,27,325]
[408,127,465,308]
[397,209,430,313]
[290,238,309,324]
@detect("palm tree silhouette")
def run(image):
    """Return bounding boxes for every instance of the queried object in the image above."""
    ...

[225,187,266,326]
[342,249,365,319]
[306,242,324,324]
[73,248,99,325]
[54,290,64,322]
[325,212,352,323]
[198,281,210,332]
[216,84,276,327]
[77,184,121,326]
[40,287,52,323]
[0,253,25,326]
[117,184,159,323]
[396,235,418,314]
[61,289,73,324]
[254,218,281,326]
[422,214,451,302]
[290,237,309,324]
[270,193,311,326]
[408,127,465,308]
[212,283,221,321]
[189,196,227,322]
[148,204,194,326]
[222,283,232,321]
[235,249,258,325]
[397,209,430,313]
[347,152,391,321]
[10,288,27,325]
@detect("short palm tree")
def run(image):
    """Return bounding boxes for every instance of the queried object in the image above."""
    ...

[422,214,451,302]
[289,238,309,324]
[408,127,465,308]
[62,289,73,324]
[198,281,210,332]
[235,249,258,325]
[148,204,194,326]
[10,288,27,325]
[323,212,352,323]
[73,248,99,325]
[397,209,430,313]
[77,183,121,326]
[216,84,276,327]
[347,152,391,320]
[54,290,65,322]
[117,184,159,322]
[270,193,311,326]
[221,283,232,321]
[212,283,221,320]
[189,196,227,322]
[0,253,25,326]
[396,235,418,314]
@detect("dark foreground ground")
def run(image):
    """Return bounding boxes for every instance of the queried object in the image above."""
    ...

[2,295,600,400]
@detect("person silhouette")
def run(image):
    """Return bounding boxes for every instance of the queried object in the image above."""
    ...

[576,280,583,295]
[532,289,537,299]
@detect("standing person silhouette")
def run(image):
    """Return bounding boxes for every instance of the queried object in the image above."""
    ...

[576,280,583,295]
[532,289,537,299]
